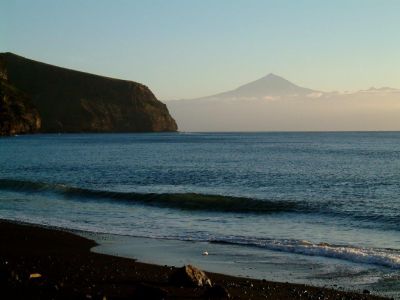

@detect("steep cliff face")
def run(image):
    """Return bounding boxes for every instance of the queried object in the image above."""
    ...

[0,52,177,134]
[0,59,41,136]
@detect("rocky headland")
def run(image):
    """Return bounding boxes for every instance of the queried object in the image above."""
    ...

[0,53,177,135]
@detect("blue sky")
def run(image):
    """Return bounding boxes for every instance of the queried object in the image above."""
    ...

[1,0,400,99]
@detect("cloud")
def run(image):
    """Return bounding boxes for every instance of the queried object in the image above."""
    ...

[262,95,280,101]
[306,92,324,99]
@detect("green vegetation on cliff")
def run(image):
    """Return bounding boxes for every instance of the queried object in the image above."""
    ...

[0,53,177,135]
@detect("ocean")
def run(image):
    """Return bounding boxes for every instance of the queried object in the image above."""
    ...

[0,132,399,298]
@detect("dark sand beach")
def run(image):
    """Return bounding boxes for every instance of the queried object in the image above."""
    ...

[0,220,388,300]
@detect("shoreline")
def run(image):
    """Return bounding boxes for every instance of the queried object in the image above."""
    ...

[0,219,388,299]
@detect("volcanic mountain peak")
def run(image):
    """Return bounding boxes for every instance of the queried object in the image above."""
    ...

[211,73,317,99]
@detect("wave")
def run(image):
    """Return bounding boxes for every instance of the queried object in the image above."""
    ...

[211,237,400,269]
[0,178,308,214]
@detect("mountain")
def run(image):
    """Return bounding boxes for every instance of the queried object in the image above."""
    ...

[212,73,316,99]
[167,75,400,131]
[0,53,177,135]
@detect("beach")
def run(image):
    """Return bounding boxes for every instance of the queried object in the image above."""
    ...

[0,220,389,299]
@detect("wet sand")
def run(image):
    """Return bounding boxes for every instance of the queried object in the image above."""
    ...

[0,220,388,299]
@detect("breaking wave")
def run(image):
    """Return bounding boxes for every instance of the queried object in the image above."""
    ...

[211,237,400,269]
[0,178,308,214]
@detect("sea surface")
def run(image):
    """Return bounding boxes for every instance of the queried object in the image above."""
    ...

[0,132,399,298]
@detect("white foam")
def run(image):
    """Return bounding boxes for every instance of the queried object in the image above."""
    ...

[216,237,400,269]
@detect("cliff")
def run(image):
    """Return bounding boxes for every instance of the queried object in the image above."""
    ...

[0,59,41,135]
[0,53,177,135]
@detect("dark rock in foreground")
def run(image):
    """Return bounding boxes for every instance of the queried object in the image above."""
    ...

[0,52,177,135]
[169,264,212,287]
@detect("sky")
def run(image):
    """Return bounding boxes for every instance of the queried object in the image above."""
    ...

[1,0,400,100]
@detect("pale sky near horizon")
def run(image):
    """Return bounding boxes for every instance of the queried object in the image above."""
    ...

[1,0,400,100]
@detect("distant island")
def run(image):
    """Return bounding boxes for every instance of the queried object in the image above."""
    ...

[168,73,400,132]
[0,53,177,136]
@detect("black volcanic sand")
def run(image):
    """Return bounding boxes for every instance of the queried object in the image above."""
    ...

[0,220,388,300]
